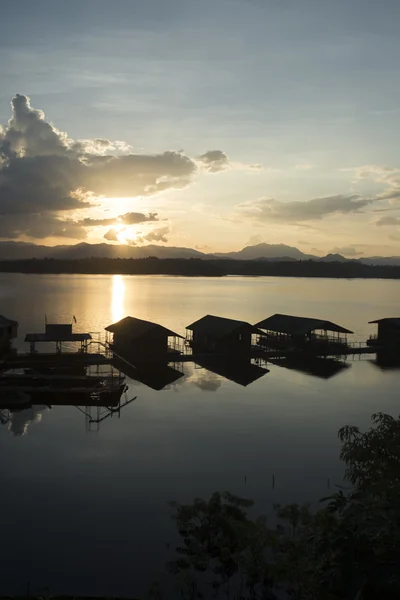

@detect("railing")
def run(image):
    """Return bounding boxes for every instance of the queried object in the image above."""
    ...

[258,333,349,347]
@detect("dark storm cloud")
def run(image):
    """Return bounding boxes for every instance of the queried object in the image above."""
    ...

[0,94,229,240]
[0,213,86,239]
[240,194,373,223]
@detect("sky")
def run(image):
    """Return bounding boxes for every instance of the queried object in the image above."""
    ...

[1,0,400,256]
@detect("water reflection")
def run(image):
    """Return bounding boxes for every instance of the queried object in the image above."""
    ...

[0,405,48,436]
[269,356,350,379]
[0,391,136,435]
[371,351,400,371]
[124,363,185,391]
[190,369,223,392]
[111,275,125,323]
[193,357,269,387]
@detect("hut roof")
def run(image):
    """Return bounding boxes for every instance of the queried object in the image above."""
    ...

[255,314,353,335]
[369,318,400,328]
[186,315,262,338]
[0,315,18,327]
[105,316,183,339]
[25,333,91,342]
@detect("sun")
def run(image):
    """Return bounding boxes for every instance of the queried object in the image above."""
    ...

[115,225,138,245]
[116,226,128,244]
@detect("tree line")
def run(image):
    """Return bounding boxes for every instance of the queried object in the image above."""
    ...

[1,257,400,278]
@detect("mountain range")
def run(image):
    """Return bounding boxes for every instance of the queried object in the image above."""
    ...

[1,241,400,266]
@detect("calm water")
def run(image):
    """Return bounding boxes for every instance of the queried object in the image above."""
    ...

[0,274,399,597]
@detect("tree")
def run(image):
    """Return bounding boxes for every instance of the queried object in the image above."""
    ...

[166,413,400,599]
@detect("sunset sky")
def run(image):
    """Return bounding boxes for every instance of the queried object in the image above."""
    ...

[1,0,400,256]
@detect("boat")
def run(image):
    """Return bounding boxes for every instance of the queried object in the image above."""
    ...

[0,369,127,407]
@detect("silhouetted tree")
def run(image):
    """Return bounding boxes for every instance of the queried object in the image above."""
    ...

[166,413,400,599]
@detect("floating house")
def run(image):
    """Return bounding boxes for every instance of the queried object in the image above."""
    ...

[105,316,183,363]
[368,318,400,347]
[255,314,353,354]
[186,315,262,355]
[0,315,18,350]
[25,323,92,353]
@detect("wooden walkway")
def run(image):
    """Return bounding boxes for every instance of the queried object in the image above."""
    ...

[0,342,388,376]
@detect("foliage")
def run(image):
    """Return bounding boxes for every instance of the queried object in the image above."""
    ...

[166,413,400,600]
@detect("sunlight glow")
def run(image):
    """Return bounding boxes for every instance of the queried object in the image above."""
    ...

[116,227,128,244]
[115,225,139,245]
[111,275,125,323]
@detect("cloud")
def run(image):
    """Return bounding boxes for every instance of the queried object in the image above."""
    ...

[103,225,169,245]
[376,216,400,226]
[141,226,169,243]
[83,151,196,197]
[0,213,86,239]
[119,211,159,225]
[104,228,119,242]
[330,246,364,257]
[197,150,261,173]
[0,94,230,241]
[197,150,230,173]
[239,194,373,223]
[246,235,263,246]
[349,164,400,202]
[82,211,160,228]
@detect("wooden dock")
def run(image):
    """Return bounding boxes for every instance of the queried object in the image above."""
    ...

[1,351,111,369]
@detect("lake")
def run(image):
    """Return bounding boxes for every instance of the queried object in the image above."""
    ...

[0,274,399,597]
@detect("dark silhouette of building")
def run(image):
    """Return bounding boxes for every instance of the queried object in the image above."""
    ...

[368,318,400,347]
[0,315,18,351]
[186,314,261,355]
[105,316,183,364]
[255,314,353,354]
[25,323,91,353]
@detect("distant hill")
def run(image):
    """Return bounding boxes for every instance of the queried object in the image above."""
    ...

[213,243,313,261]
[359,256,400,266]
[318,253,348,263]
[0,240,399,266]
[0,241,207,260]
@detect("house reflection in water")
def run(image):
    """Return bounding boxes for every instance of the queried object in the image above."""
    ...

[193,357,269,387]
[370,350,400,371]
[113,360,185,391]
[269,356,350,379]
